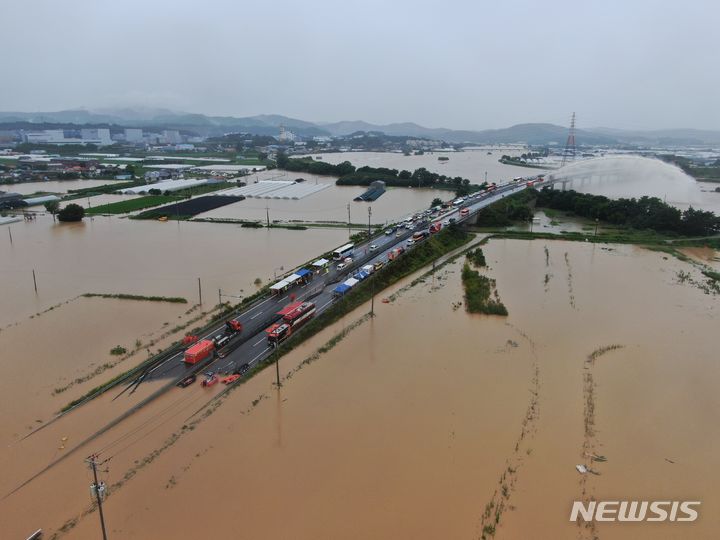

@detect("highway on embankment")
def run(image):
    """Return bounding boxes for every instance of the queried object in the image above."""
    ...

[132,176,541,394]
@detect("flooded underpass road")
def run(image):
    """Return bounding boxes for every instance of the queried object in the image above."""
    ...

[5,237,715,539]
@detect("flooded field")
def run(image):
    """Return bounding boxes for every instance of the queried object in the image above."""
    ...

[3,236,716,539]
[305,148,543,184]
[0,213,348,327]
[200,150,545,224]
[1,149,718,539]
[197,170,441,224]
[0,296,189,438]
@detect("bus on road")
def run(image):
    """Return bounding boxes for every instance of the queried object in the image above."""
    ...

[332,243,355,260]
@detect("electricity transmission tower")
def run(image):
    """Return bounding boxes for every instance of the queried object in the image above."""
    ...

[560,112,577,168]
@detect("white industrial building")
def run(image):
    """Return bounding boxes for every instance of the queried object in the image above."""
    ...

[124,128,144,143]
[24,128,112,146]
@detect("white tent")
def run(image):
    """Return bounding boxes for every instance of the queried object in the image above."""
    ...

[270,280,289,292]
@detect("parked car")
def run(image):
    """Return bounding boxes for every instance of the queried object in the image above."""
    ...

[374,261,385,271]
[384,228,394,235]
[234,363,250,375]
[369,244,378,251]
[337,262,346,271]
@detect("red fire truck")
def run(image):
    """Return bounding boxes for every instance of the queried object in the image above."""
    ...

[265,302,316,344]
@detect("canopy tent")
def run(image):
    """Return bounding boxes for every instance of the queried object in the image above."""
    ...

[344,277,360,287]
[295,268,311,278]
[333,283,351,295]
[354,271,370,281]
[269,280,289,294]
[312,258,329,268]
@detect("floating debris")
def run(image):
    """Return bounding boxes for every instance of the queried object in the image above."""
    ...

[585,452,607,462]
[575,464,588,474]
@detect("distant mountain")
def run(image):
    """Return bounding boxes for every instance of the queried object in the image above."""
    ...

[588,127,720,146]
[323,121,617,145]
[0,107,717,146]
[0,109,330,137]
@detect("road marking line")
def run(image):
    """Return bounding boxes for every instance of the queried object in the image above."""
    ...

[250,347,269,364]
[245,296,272,313]
[252,337,265,347]
[250,311,262,320]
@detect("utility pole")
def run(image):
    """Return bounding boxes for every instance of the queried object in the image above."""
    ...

[32,269,38,294]
[484,171,488,184]
[266,205,270,228]
[367,206,372,238]
[370,276,375,317]
[86,455,109,540]
[274,341,280,387]
[218,288,222,306]
[8,227,12,245]
[347,203,351,237]
[198,278,203,305]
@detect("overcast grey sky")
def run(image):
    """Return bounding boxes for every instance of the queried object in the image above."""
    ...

[2,0,718,130]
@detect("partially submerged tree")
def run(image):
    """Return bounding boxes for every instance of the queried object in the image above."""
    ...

[44,200,60,221]
[57,203,85,222]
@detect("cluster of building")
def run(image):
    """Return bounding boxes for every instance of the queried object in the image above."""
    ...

[2,127,204,147]
[0,152,135,183]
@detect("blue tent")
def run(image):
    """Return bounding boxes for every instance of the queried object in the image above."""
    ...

[354,270,369,281]
[333,283,351,296]
[296,268,311,278]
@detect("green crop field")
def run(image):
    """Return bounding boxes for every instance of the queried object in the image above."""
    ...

[85,195,176,215]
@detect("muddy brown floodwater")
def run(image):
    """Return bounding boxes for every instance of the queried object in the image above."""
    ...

[3,236,716,539]
[0,213,348,327]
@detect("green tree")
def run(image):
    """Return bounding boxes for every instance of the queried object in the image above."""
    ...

[44,200,60,221]
[57,203,85,222]
[275,151,289,168]
[430,198,444,208]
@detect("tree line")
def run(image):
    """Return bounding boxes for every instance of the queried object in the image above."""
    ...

[536,188,719,236]
[276,153,483,196]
